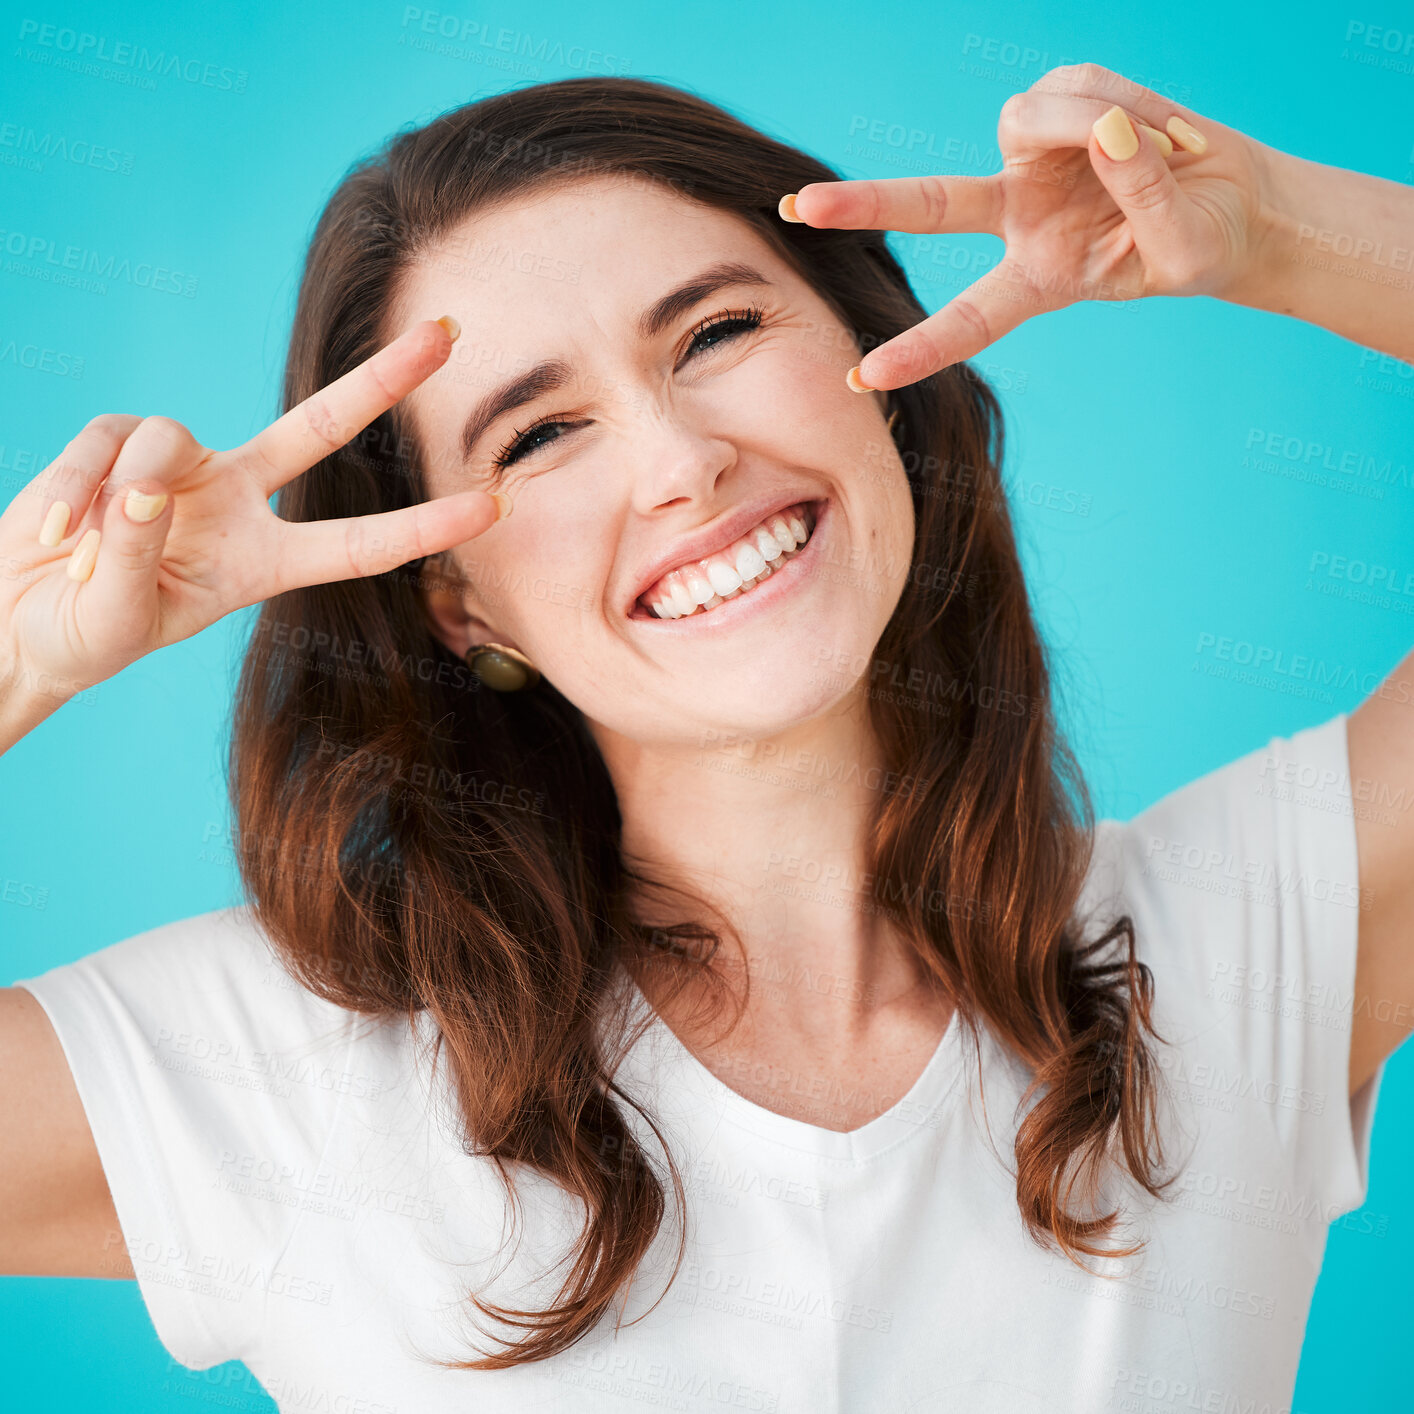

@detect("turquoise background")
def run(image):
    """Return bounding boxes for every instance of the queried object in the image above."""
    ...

[2,0,1411,1407]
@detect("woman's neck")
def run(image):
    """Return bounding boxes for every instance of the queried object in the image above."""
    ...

[590,688,937,1041]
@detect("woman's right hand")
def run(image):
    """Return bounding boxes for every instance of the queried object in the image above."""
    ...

[0,318,502,735]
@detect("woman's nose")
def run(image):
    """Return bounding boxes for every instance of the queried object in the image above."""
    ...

[627,406,737,515]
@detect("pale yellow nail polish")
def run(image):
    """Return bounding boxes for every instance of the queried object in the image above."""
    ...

[123,488,168,523]
[436,314,461,341]
[1137,122,1174,157]
[66,528,101,582]
[1165,115,1207,154]
[38,500,71,547]
[778,193,804,223]
[1093,105,1138,161]
[845,365,875,393]
[491,490,513,521]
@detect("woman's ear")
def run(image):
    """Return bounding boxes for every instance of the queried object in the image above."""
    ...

[418,552,509,657]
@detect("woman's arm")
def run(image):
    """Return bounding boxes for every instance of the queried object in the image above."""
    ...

[0,321,509,1275]
[1220,148,1414,364]
[1208,146,1414,1090]
[0,986,132,1277]
[779,62,1414,1091]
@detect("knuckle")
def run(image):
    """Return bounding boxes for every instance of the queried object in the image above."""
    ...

[1027,67,1068,96]
[301,394,344,449]
[84,413,134,440]
[998,92,1033,135]
[342,520,371,578]
[110,534,165,574]
[135,414,193,449]
[952,299,992,349]
[1122,166,1172,212]
[917,175,950,230]
[364,357,400,406]
[1072,61,1114,90]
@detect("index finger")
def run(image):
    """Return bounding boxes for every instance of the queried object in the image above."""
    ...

[238,316,459,492]
[784,174,1004,238]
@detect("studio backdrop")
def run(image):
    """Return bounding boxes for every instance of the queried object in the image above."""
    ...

[1,0,1411,1410]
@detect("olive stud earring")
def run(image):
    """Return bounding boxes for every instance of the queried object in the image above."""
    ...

[463,642,541,691]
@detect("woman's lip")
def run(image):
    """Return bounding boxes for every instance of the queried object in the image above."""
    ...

[627,498,830,630]
[628,499,819,619]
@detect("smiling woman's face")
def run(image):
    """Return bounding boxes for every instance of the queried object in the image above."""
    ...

[392,172,915,747]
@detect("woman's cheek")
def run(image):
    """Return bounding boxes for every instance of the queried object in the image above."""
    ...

[504,512,612,649]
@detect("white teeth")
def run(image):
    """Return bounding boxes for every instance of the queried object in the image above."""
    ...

[754,526,784,562]
[734,541,767,581]
[706,560,743,596]
[682,565,715,605]
[668,579,696,616]
[637,503,817,621]
[766,515,797,551]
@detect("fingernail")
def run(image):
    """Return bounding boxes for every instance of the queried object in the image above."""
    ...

[778,193,804,223]
[66,528,101,582]
[1165,115,1207,154]
[1136,122,1174,157]
[436,314,462,341]
[38,500,71,547]
[845,364,875,393]
[123,488,168,523]
[1093,105,1138,161]
[491,490,513,521]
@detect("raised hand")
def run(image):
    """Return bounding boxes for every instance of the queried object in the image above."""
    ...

[0,318,501,712]
[781,63,1283,390]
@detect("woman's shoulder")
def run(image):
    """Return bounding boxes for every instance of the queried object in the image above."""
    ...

[10,905,433,1371]
[24,903,336,1015]
[13,903,426,1096]
[1077,711,1355,951]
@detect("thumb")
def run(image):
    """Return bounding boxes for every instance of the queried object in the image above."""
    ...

[1088,106,1208,291]
[73,477,176,652]
[72,414,206,652]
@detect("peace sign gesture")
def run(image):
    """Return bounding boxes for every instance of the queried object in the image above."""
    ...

[780,63,1279,390]
[0,318,502,713]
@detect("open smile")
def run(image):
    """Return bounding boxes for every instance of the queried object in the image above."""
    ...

[628,499,828,629]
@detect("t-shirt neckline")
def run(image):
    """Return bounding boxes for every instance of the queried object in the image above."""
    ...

[621,973,966,1162]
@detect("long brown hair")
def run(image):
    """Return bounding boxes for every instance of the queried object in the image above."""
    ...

[229,75,1174,1370]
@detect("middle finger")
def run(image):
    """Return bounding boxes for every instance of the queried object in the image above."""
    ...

[237,317,458,495]
[1000,91,1180,162]
[787,173,1005,238]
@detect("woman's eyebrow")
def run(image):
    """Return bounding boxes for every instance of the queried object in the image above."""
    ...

[636,260,771,340]
[460,360,574,463]
[458,261,773,463]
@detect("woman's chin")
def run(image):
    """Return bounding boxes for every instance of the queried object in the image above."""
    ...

[679,660,872,741]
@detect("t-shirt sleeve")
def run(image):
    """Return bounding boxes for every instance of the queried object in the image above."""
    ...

[1095,712,1386,1224]
[11,905,359,1370]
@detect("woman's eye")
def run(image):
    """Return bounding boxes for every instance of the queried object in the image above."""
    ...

[682,307,765,363]
[494,420,572,469]
[491,309,765,470]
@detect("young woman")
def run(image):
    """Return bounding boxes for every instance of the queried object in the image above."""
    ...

[1,63,1410,1412]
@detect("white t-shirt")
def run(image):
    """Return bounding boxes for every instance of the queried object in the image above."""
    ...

[14,712,1386,1413]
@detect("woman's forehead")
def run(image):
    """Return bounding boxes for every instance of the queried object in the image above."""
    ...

[398,175,788,324]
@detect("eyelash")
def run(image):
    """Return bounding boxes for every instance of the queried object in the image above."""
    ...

[489,304,767,471]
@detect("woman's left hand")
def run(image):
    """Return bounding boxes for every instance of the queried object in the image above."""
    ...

[783,63,1284,390]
